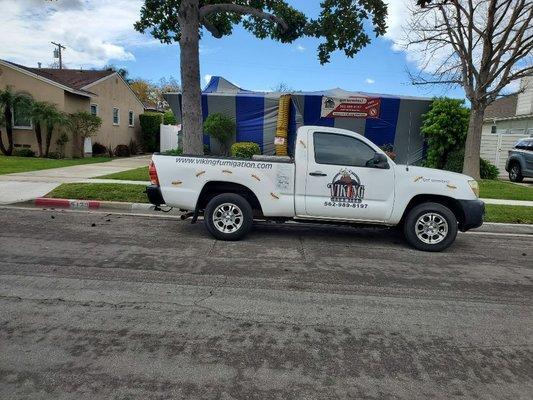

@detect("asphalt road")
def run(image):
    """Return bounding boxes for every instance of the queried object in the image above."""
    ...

[1,207,532,400]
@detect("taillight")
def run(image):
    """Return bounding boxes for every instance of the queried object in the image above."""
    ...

[148,160,159,185]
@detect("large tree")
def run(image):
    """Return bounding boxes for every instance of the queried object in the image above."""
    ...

[0,87,32,156]
[135,0,387,155]
[406,0,532,179]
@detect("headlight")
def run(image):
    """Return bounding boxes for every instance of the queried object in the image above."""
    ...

[468,180,479,197]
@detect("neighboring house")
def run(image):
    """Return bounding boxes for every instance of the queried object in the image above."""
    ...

[0,59,145,157]
[480,75,533,174]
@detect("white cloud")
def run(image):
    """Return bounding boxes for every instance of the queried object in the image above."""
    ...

[296,44,306,52]
[365,78,375,84]
[204,74,213,84]
[0,0,155,69]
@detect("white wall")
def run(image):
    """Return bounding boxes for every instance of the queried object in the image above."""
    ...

[516,76,533,116]
[160,124,181,152]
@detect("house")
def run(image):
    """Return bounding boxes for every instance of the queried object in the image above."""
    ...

[0,59,145,157]
[480,75,533,174]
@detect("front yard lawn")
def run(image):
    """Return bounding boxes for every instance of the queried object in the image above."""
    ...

[0,155,111,175]
[98,166,148,181]
[479,180,532,201]
[46,183,149,203]
[484,204,533,224]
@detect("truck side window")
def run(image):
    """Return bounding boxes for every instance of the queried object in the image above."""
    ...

[313,132,376,167]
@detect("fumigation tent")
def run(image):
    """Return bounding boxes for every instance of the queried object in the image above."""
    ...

[164,76,433,163]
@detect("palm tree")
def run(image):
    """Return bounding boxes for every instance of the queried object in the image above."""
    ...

[30,101,55,157]
[0,86,33,156]
[44,108,70,157]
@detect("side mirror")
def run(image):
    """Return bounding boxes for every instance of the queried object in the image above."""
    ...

[367,152,390,169]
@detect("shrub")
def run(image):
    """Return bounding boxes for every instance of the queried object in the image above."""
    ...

[480,158,499,180]
[69,111,102,158]
[421,98,470,169]
[47,151,62,159]
[444,148,499,179]
[106,145,114,158]
[114,144,131,157]
[163,110,176,125]
[129,139,141,155]
[13,148,35,157]
[204,113,235,155]
[92,142,107,156]
[163,148,183,156]
[56,132,69,158]
[139,113,162,152]
[231,142,261,158]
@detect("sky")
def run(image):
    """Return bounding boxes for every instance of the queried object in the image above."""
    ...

[0,0,466,99]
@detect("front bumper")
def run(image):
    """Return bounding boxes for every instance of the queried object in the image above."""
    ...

[145,184,165,206]
[457,199,485,231]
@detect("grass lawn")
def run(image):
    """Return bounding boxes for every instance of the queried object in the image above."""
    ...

[98,166,149,181]
[46,183,149,203]
[484,204,533,224]
[0,155,111,175]
[479,179,532,201]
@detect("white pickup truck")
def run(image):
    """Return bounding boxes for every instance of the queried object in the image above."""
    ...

[146,126,484,251]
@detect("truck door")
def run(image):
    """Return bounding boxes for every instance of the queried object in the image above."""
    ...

[303,129,395,222]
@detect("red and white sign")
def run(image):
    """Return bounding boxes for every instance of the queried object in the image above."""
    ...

[321,96,381,119]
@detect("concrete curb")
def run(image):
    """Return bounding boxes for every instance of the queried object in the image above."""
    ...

[7,198,533,235]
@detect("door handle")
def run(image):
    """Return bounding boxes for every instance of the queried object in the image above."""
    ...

[309,171,327,177]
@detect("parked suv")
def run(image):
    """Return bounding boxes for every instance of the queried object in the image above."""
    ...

[506,137,533,182]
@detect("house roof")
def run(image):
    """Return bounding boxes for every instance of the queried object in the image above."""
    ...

[484,94,518,120]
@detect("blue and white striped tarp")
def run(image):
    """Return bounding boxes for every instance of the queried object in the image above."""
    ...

[164,76,432,163]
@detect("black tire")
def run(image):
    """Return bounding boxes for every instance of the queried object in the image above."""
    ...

[403,202,458,252]
[508,162,523,182]
[204,193,253,241]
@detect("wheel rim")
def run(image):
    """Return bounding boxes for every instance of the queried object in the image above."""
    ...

[212,203,243,234]
[510,165,519,179]
[415,212,449,245]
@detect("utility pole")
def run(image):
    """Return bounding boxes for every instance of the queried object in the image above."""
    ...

[51,42,66,69]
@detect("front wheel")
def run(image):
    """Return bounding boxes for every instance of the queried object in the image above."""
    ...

[204,193,253,241]
[403,202,458,252]
[508,163,523,182]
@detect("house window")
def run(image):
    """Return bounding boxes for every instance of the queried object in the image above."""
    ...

[113,108,120,125]
[90,104,99,116]
[128,110,134,127]
[491,125,497,134]
[12,103,32,129]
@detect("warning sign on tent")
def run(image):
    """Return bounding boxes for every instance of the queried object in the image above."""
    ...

[321,96,381,119]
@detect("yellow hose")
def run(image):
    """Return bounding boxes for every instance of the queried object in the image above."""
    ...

[275,94,290,156]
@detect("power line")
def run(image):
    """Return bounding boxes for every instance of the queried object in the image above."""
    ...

[51,42,66,69]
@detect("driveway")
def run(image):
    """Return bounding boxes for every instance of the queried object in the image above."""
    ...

[0,156,150,204]
[1,208,531,399]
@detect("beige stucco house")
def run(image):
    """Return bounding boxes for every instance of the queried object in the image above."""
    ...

[0,59,145,157]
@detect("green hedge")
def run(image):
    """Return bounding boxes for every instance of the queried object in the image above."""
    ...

[444,148,499,180]
[163,110,176,125]
[139,113,162,152]
[231,142,261,158]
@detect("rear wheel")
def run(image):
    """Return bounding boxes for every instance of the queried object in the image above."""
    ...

[403,202,458,252]
[205,193,253,241]
[508,163,523,182]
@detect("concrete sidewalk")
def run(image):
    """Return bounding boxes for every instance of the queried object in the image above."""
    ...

[481,198,533,207]
[0,156,150,204]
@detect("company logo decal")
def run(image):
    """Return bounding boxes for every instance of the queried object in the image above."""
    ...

[324,169,367,208]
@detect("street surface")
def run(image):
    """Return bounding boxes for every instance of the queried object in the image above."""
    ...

[1,207,532,399]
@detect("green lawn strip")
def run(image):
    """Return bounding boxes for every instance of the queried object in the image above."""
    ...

[479,179,532,201]
[484,204,533,224]
[0,155,111,175]
[45,183,149,203]
[97,166,149,181]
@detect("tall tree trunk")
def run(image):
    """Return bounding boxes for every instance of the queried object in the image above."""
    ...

[179,0,204,155]
[0,129,9,155]
[462,105,485,180]
[4,108,14,155]
[35,123,44,157]
[45,125,53,157]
